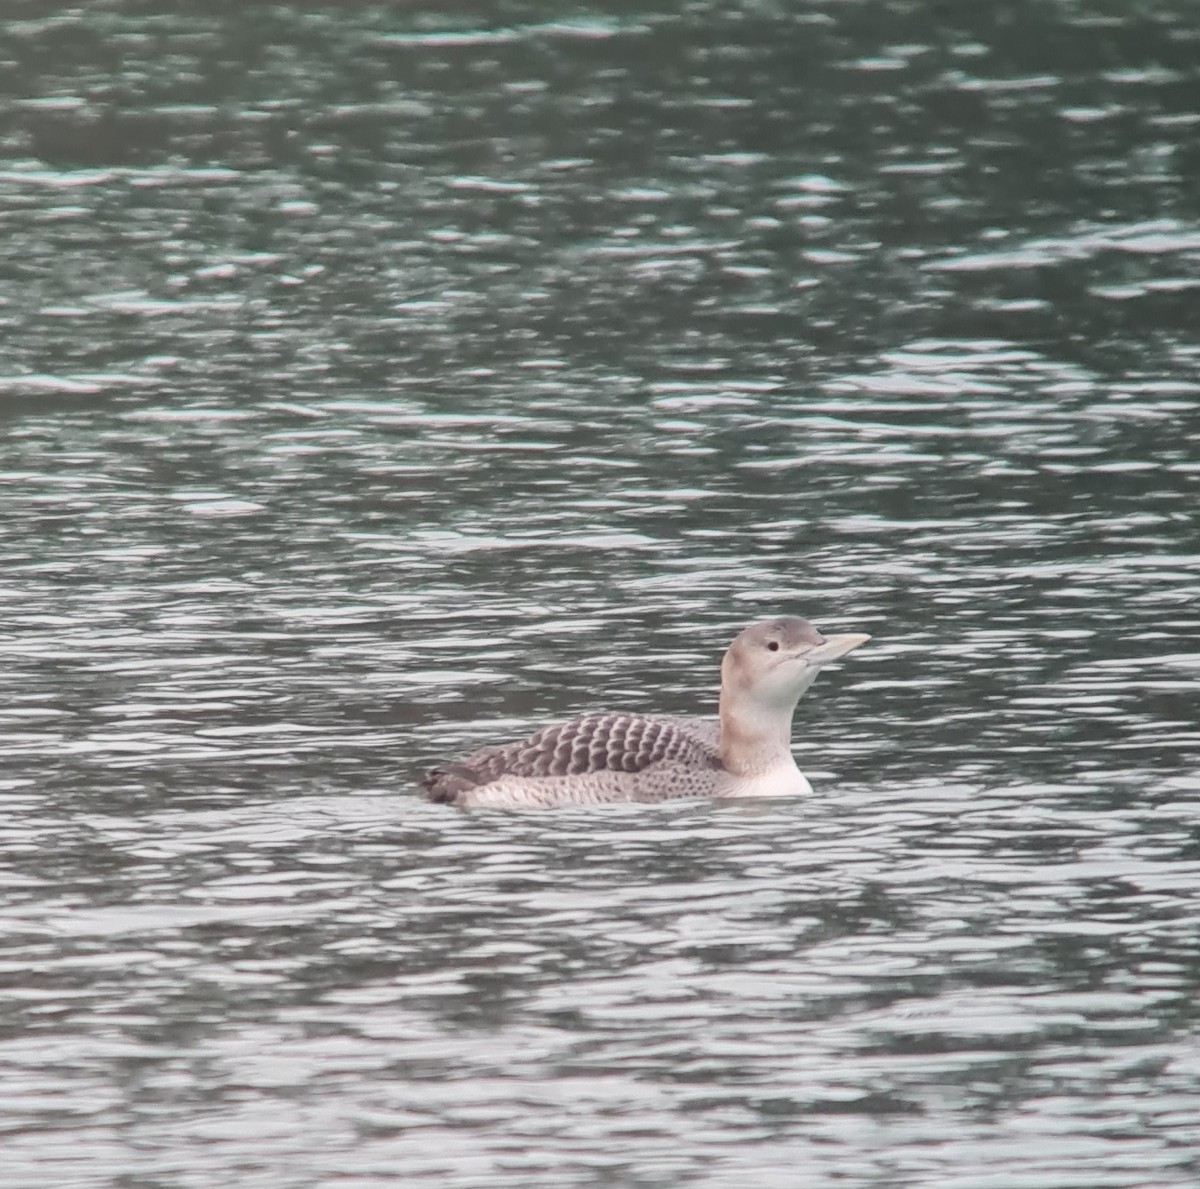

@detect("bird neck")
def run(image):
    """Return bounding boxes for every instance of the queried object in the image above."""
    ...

[717,693,799,778]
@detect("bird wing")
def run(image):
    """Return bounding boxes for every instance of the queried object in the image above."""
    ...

[422,712,720,802]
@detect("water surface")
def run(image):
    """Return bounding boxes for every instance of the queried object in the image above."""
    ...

[2,2,1199,1186]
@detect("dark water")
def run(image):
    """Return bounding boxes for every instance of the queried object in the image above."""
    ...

[3,2,1200,1185]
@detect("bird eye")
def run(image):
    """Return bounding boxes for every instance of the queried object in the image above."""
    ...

[766,640,780,652]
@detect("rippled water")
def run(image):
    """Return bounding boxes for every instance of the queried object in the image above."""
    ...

[3,2,1200,1185]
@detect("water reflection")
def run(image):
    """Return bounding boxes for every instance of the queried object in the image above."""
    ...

[2,0,1200,1185]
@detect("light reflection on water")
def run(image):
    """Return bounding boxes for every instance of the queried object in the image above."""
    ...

[3,785,1200,1185]
[2,1,1200,1185]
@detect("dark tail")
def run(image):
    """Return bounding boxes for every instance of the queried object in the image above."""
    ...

[421,763,481,806]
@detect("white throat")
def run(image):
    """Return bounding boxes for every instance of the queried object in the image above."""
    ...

[717,673,813,779]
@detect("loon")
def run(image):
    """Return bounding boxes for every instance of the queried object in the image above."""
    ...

[422,616,869,810]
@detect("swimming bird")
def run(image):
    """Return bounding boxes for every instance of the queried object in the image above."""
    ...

[422,616,869,809]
